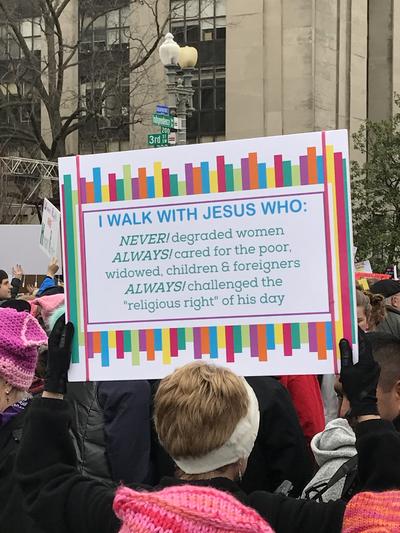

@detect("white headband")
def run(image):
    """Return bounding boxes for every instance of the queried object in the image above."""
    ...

[174,380,260,475]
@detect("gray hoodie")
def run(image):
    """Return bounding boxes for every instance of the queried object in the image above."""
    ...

[301,418,356,502]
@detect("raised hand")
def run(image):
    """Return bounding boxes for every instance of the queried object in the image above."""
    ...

[47,257,59,277]
[44,315,74,394]
[12,264,23,279]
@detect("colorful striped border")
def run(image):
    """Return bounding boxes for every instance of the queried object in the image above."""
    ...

[60,131,355,379]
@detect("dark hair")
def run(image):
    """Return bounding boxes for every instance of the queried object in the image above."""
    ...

[0,299,31,313]
[367,332,400,392]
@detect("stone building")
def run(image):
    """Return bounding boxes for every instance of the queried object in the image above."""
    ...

[0,0,399,159]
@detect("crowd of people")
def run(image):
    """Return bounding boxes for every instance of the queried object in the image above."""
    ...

[1,259,400,532]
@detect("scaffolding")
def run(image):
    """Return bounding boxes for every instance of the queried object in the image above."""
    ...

[0,156,59,224]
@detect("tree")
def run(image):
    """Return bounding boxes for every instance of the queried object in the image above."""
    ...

[0,0,171,160]
[351,95,400,272]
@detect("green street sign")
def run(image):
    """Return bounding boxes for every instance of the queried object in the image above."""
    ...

[152,113,176,128]
[148,133,169,147]
[160,126,170,134]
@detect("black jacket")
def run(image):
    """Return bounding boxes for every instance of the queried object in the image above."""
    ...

[16,398,400,533]
[0,408,43,533]
[67,380,153,484]
[243,377,313,496]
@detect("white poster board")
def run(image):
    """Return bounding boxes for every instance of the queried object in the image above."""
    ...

[0,225,62,275]
[60,130,357,381]
[39,198,61,259]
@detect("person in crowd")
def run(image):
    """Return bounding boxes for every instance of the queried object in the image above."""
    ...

[0,264,24,304]
[152,376,314,495]
[356,288,386,332]
[278,374,325,446]
[16,322,400,533]
[304,332,400,502]
[67,379,154,485]
[370,279,400,338]
[242,376,313,496]
[338,333,400,424]
[35,257,62,297]
[341,490,400,531]
[113,483,274,532]
[0,307,48,532]
[318,288,386,428]
[301,416,357,502]
[32,291,154,485]
[31,292,65,332]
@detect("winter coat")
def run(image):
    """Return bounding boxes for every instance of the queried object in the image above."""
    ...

[67,380,153,485]
[37,276,56,296]
[279,375,326,445]
[0,407,44,532]
[242,377,313,496]
[302,418,357,501]
[376,305,400,339]
[16,398,400,533]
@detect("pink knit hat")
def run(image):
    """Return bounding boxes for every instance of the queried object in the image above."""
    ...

[32,294,64,327]
[0,308,48,390]
[343,491,400,532]
[113,485,274,533]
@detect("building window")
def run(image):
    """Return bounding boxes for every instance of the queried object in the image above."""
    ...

[170,0,226,43]
[0,18,41,58]
[81,78,129,120]
[80,6,130,53]
[170,0,226,141]
[80,77,130,147]
[21,18,41,51]
[0,85,40,126]
[189,66,225,138]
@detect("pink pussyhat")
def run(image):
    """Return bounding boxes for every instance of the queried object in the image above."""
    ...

[0,308,48,390]
[32,294,64,327]
[113,484,275,533]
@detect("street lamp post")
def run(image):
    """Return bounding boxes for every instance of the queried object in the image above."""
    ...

[159,33,198,145]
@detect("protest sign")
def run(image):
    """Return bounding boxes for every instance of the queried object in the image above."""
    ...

[355,260,372,273]
[385,265,398,280]
[59,129,357,381]
[39,198,61,259]
[0,224,62,275]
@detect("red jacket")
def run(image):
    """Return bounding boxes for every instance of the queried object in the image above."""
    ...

[278,375,325,445]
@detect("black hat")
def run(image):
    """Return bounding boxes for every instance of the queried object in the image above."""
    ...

[0,299,31,313]
[370,279,400,298]
[0,270,8,284]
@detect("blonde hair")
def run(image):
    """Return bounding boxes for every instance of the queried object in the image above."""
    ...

[154,362,249,460]
[356,287,386,330]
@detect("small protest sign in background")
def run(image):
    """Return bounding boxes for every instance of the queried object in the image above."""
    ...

[59,129,357,381]
[39,198,61,259]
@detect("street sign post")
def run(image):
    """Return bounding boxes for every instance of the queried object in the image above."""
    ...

[152,113,178,129]
[168,132,177,145]
[156,104,169,115]
[148,133,169,147]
